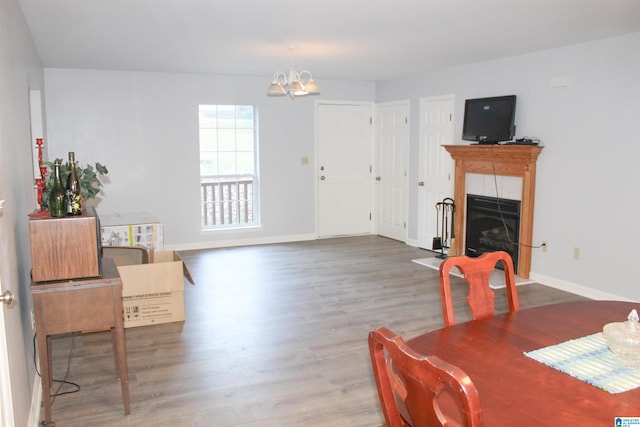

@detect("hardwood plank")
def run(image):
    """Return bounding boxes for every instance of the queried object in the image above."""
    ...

[45,236,586,426]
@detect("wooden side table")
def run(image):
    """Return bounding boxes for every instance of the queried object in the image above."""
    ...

[31,258,130,424]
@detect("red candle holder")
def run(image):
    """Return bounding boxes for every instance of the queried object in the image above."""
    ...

[29,138,51,218]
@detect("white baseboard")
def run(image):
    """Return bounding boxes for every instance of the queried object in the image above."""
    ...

[529,272,637,302]
[165,233,317,251]
[28,374,41,427]
[405,239,436,252]
[406,238,419,248]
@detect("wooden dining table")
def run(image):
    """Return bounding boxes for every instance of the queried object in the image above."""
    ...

[407,300,640,425]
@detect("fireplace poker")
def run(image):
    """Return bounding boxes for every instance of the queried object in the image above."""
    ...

[434,198,455,259]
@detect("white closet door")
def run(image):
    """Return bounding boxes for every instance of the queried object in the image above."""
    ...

[375,101,409,242]
[417,95,455,250]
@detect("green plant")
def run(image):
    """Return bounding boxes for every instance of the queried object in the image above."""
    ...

[42,159,109,209]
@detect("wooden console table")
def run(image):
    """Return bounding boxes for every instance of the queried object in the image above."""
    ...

[443,144,543,278]
[31,258,130,424]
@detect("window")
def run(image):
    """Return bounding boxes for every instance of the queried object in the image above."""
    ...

[198,105,259,229]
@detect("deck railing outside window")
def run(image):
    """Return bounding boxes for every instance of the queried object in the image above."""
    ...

[201,175,254,227]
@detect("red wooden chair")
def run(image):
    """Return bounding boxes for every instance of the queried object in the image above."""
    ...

[439,250,519,327]
[368,327,483,427]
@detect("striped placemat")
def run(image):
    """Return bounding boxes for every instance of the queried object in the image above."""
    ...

[524,333,640,394]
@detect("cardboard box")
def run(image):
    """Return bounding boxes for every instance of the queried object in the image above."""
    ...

[100,212,163,251]
[112,250,194,328]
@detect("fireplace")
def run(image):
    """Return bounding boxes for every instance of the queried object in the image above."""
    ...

[465,194,521,273]
[443,144,542,278]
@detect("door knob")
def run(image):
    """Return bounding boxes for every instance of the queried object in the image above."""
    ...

[418,181,425,186]
[1,290,15,307]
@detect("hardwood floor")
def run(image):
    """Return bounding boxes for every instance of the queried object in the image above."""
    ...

[45,236,586,426]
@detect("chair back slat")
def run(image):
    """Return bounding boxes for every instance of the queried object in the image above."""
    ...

[439,251,519,327]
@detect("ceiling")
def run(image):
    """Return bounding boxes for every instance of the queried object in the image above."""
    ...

[17,0,640,82]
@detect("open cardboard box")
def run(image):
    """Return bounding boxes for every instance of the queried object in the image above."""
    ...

[103,247,194,328]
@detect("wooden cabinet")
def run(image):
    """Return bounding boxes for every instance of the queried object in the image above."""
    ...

[29,209,130,424]
[29,207,102,282]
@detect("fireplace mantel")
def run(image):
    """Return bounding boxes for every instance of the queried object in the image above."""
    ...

[443,144,544,278]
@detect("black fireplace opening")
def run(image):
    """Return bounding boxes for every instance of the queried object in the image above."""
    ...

[465,194,521,273]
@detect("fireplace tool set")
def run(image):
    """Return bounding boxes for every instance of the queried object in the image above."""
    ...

[432,197,455,259]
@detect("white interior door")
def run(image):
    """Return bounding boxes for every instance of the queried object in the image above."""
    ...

[317,103,373,237]
[0,276,15,427]
[375,101,408,242]
[0,203,24,427]
[417,95,455,250]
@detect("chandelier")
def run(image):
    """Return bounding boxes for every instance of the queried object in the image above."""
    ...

[266,46,320,99]
[267,68,320,99]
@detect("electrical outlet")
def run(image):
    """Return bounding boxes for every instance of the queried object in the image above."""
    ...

[573,247,581,260]
[542,241,548,253]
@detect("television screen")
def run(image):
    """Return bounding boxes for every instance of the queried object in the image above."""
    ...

[462,95,516,144]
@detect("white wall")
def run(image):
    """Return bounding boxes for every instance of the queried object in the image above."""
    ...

[43,70,375,248]
[0,0,45,423]
[377,33,640,301]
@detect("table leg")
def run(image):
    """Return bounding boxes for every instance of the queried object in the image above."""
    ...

[46,335,53,390]
[36,332,52,424]
[111,289,130,415]
[111,326,130,415]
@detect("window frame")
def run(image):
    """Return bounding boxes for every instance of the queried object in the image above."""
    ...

[198,104,260,230]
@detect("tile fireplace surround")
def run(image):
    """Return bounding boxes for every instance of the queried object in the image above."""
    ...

[443,144,544,279]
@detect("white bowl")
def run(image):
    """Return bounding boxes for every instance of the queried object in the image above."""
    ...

[603,309,640,369]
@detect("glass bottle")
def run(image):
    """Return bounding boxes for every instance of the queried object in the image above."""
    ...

[66,152,82,215]
[48,160,66,218]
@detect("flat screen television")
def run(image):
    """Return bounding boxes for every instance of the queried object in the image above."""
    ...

[462,95,516,144]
